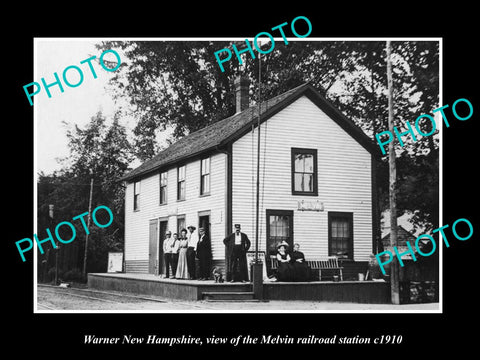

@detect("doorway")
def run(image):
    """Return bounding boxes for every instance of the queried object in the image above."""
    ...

[148,219,158,274]
[149,218,168,275]
[158,219,168,274]
[266,209,294,253]
[198,212,211,237]
[266,210,294,276]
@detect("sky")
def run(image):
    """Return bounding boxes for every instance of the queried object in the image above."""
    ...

[35,39,121,174]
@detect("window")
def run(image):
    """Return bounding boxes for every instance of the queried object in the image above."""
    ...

[160,171,167,204]
[177,215,186,236]
[291,148,317,196]
[177,165,186,200]
[266,210,294,257]
[200,157,210,195]
[328,212,353,259]
[133,180,140,210]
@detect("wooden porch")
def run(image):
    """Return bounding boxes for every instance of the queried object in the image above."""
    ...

[87,272,390,303]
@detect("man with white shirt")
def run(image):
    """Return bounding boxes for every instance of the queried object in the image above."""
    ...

[186,225,198,280]
[223,224,251,282]
[163,231,179,278]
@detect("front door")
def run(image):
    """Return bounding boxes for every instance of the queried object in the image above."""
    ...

[148,219,158,274]
[266,210,294,274]
[199,214,211,238]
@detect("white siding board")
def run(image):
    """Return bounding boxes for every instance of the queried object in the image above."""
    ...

[124,175,159,262]
[124,153,227,272]
[232,96,372,261]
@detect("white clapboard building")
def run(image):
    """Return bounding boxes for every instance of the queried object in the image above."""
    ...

[120,77,380,279]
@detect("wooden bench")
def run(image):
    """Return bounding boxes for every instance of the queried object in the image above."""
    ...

[270,255,343,281]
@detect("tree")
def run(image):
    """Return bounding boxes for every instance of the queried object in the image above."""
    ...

[97,41,238,161]
[96,41,358,161]
[330,41,439,232]
[389,41,439,232]
[37,111,133,281]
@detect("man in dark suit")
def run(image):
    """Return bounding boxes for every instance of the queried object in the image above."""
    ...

[223,224,251,282]
[196,227,212,280]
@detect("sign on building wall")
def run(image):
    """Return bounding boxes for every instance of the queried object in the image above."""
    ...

[297,200,324,212]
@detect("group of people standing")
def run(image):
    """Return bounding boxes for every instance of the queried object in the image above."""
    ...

[162,224,311,282]
[163,225,212,280]
[274,241,310,282]
[162,223,252,283]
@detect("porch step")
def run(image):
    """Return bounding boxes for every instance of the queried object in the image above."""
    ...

[202,291,255,301]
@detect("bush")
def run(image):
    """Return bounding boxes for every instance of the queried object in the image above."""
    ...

[368,254,383,279]
[63,268,84,282]
[47,267,64,283]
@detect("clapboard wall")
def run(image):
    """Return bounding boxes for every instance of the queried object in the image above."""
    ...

[123,94,374,274]
[124,153,227,273]
[231,95,373,262]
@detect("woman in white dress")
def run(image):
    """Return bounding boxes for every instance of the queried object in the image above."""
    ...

[175,229,190,279]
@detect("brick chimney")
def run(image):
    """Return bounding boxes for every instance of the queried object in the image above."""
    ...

[234,76,250,113]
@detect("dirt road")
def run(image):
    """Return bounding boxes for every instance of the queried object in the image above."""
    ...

[36,284,440,312]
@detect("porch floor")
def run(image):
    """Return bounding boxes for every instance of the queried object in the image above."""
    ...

[88,272,390,303]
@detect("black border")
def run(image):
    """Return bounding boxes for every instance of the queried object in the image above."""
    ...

[7,4,479,356]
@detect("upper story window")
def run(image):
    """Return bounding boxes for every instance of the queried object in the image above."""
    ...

[177,165,186,200]
[160,171,167,204]
[200,157,210,195]
[291,148,318,196]
[133,180,141,210]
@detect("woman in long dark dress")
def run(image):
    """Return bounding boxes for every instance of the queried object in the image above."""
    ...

[276,241,294,282]
[291,243,310,282]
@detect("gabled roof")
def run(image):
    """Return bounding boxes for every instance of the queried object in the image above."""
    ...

[121,83,379,182]
[381,225,416,247]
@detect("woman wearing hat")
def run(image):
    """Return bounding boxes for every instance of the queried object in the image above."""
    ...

[275,241,294,282]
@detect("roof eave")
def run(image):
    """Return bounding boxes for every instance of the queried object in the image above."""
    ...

[120,83,383,182]
[119,145,224,183]
[220,84,382,159]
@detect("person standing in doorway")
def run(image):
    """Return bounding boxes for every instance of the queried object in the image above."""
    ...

[223,224,251,282]
[186,225,198,280]
[196,227,212,280]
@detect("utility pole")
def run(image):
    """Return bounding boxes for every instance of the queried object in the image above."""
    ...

[251,48,264,300]
[255,52,261,264]
[49,204,58,285]
[386,40,400,304]
[83,177,94,280]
